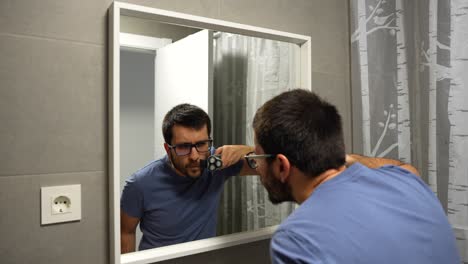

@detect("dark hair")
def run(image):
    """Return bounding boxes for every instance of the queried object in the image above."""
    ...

[162,104,211,144]
[253,89,345,178]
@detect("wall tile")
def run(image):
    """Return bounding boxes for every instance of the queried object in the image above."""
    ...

[312,72,352,152]
[220,0,310,34]
[219,0,350,76]
[0,34,106,176]
[219,0,348,37]
[310,27,350,76]
[0,0,113,45]
[0,171,108,264]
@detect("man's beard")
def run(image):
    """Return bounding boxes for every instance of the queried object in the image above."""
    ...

[169,153,203,178]
[263,166,295,204]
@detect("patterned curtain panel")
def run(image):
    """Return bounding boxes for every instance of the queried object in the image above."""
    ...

[213,33,298,235]
[350,0,468,261]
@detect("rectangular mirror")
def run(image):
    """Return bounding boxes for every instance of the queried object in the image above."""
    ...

[109,2,311,263]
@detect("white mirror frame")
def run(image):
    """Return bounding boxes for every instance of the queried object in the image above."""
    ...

[109,2,312,263]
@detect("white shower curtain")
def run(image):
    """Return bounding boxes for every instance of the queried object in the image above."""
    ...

[351,0,468,260]
[212,33,299,235]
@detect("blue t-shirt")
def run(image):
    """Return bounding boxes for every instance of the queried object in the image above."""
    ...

[271,163,460,264]
[121,154,243,250]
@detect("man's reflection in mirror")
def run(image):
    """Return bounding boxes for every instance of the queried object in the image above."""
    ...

[120,103,257,253]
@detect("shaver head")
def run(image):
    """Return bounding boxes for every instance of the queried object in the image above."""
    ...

[200,155,223,171]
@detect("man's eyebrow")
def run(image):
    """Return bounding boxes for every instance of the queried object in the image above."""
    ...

[174,139,210,145]
[174,142,191,145]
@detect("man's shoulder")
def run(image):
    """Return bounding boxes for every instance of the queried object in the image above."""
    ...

[133,157,169,179]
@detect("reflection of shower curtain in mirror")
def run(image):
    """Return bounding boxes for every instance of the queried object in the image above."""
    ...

[213,33,298,235]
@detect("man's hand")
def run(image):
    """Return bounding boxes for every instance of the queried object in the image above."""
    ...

[345,154,357,167]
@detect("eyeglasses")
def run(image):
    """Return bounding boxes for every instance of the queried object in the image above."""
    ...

[244,152,274,169]
[168,139,213,156]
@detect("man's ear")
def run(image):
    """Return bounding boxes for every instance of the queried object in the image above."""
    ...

[164,143,170,155]
[273,154,291,183]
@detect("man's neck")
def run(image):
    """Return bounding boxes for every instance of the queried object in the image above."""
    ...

[293,165,347,204]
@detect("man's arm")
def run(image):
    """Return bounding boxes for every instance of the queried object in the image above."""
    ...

[215,145,257,176]
[121,211,140,254]
[346,154,420,176]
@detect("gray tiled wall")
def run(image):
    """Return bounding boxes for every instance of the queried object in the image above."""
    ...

[0,0,350,263]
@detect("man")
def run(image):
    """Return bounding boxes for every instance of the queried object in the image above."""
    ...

[121,103,255,253]
[246,89,460,263]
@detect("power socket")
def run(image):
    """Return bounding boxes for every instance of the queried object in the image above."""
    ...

[52,196,71,214]
[41,184,81,225]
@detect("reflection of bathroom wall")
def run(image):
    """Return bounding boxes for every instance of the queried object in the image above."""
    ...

[120,48,155,250]
[121,16,201,42]
[0,1,350,263]
[120,48,155,190]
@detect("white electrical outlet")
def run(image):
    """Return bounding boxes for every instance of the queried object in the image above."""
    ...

[52,195,71,214]
[41,184,81,225]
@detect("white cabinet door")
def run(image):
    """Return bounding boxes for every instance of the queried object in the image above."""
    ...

[154,29,213,158]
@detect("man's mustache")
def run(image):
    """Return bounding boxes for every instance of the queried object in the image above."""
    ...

[186,161,201,168]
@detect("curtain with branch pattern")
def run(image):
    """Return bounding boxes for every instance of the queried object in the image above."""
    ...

[351,0,468,261]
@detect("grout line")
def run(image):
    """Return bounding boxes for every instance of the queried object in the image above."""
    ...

[0,32,104,47]
[0,170,105,178]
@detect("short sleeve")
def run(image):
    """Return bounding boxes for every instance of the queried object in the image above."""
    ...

[120,174,144,218]
[271,230,323,264]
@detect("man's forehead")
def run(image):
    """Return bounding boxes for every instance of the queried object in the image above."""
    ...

[172,124,209,143]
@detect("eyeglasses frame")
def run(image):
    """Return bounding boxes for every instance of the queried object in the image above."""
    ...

[244,152,275,169]
[167,138,213,156]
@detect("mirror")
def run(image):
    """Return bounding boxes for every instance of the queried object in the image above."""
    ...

[110,2,311,263]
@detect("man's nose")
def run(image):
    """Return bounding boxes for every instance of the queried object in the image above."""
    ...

[189,145,199,160]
